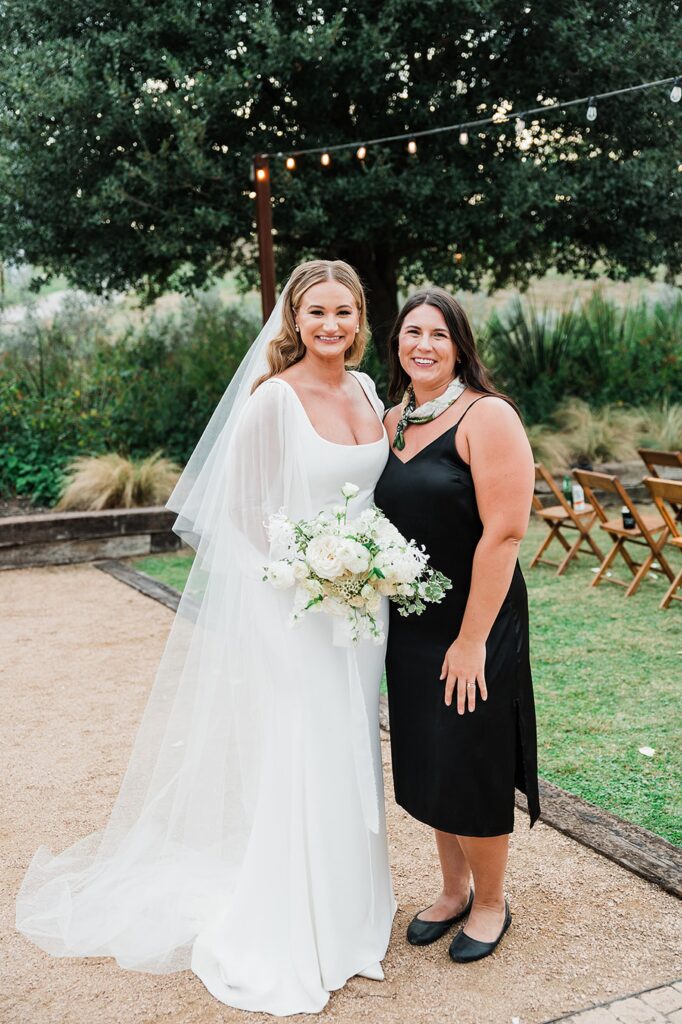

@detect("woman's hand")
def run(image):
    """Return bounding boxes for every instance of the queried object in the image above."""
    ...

[440,637,487,713]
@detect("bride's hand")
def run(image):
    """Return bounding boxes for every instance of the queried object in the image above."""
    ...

[440,637,487,714]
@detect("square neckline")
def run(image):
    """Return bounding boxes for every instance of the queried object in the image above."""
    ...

[269,373,388,449]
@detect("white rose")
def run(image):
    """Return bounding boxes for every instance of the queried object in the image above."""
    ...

[365,590,382,613]
[360,583,376,600]
[306,534,347,579]
[339,539,371,574]
[341,482,360,499]
[265,560,296,590]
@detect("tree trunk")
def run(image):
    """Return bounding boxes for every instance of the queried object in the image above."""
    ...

[341,245,399,361]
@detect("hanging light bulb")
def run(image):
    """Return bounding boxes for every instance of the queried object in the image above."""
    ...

[356,145,367,160]
[671,77,681,103]
[255,166,268,182]
[321,152,331,166]
[285,156,296,170]
[586,97,597,122]
[407,139,417,154]
[459,129,469,145]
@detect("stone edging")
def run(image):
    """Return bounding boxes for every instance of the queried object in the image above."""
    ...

[0,507,181,569]
[541,977,682,1022]
[96,558,682,901]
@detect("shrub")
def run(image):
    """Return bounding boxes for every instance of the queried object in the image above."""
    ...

[483,291,682,423]
[0,294,260,504]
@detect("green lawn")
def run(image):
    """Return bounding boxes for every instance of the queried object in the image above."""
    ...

[132,520,681,844]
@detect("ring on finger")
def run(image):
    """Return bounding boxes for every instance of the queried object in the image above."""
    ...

[467,682,475,690]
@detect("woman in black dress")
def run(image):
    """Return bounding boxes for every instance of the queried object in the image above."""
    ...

[374,288,540,964]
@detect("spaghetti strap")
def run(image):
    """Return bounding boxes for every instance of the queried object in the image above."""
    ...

[453,394,494,430]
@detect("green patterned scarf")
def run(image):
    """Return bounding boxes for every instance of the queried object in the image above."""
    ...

[393,376,466,451]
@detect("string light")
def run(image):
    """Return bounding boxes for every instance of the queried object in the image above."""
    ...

[259,77,678,170]
[255,166,268,182]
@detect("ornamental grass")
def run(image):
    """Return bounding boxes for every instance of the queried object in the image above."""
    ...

[527,400,682,471]
[56,452,181,511]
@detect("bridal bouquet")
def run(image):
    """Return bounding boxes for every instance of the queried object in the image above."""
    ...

[263,483,451,644]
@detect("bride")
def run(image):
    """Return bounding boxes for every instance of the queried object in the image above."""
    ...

[16,259,396,1016]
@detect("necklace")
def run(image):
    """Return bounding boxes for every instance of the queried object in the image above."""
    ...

[392,377,467,450]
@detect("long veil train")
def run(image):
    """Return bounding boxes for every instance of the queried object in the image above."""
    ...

[15,292,306,972]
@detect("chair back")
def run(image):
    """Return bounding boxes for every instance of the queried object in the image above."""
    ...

[644,477,682,540]
[534,463,570,511]
[574,469,663,549]
[638,448,682,478]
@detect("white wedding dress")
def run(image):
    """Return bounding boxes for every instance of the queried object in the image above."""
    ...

[16,369,396,1016]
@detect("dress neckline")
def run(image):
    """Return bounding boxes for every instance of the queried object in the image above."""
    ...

[269,374,387,449]
[389,423,458,466]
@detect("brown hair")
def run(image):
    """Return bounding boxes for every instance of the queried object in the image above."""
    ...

[253,259,368,391]
[386,287,518,413]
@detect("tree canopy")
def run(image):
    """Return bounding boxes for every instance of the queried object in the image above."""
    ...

[1,0,680,339]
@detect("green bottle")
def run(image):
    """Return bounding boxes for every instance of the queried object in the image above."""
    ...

[562,474,573,506]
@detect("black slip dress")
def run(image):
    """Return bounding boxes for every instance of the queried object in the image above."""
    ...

[374,397,541,836]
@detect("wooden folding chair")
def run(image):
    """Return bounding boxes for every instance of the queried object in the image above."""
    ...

[644,477,682,609]
[638,449,682,521]
[572,470,675,596]
[529,463,604,575]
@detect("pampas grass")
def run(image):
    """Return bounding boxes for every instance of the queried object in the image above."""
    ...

[56,452,181,511]
[527,401,682,472]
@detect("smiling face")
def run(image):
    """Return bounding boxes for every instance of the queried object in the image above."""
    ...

[397,302,458,391]
[295,280,359,360]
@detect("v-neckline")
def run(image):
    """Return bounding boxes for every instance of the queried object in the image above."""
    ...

[389,423,457,466]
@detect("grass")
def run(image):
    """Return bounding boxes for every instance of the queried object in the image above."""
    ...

[131,519,681,844]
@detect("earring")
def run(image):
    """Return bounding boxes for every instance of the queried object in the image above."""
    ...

[295,324,300,332]
[355,326,359,333]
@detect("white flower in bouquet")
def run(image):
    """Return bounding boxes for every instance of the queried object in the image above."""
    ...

[307,534,349,580]
[264,560,297,590]
[263,484,452,644]
[339,539,371,574]
[266,510,297,559]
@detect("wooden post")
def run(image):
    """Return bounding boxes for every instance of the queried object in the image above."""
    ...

[253,155,276,323]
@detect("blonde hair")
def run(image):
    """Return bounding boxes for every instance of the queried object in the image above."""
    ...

[252,259,368,391]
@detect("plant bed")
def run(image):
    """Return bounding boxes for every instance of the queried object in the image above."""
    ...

[0,506,182,569]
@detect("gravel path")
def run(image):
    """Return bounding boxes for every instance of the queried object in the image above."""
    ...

[2,564,681,1024]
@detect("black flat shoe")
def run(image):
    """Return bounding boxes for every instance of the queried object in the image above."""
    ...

[406,889,474,946]
[448,898,512,963]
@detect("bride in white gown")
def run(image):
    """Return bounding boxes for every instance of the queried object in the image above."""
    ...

[16,259,396,1016]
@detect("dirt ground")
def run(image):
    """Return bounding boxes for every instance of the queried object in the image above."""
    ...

[1,564,680,1024]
